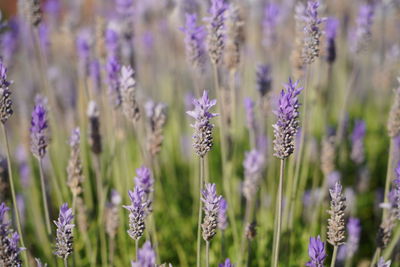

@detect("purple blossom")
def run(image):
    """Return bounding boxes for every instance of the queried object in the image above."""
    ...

[44,0,61,19]
[89,59,101,93]
[301,1,324,64]
[180,13,206,71]
[123,186,147,240]
[272,78,303,159]
[0,60,11,88]
[346,217,361,258]
[134,166,154,213]
[256,64,272,98]
[76,29,92,75]
[219,258,233,267]
[262,3,280,48]
[351,4,374,53]
[205,0,227,64]
[327,171,341,188]
[218,197,228,230]
[325,17,338,63]
[115,0,135,17]
[306,236,327,267]
[350,120,366,165]
[131,241,156,267]
[243,149,265,200]
[377,257,391,267]
[186,91,218,157]
[30,96,49,159]
[54,203,74,259]
[38,23,50,53]
[244,98,256,132]
[106,56,122,108]
[105,28,120,60]
[201,183,222,241]
[0,19,19,64]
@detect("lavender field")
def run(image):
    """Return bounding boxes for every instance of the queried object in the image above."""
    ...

[0,0,399,266]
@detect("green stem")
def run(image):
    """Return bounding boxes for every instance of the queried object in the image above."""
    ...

[272,159,285,267]
[383,225,400,259]
[2,125,29,266]
[135,239,139,261]
[64,257,68,267]
[383,139,394,220]
[196,157,205,267]
[330,246,338,267]
[205,241,210,267]
[38,158,52,235]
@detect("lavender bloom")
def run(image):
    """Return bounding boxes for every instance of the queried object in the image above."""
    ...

[389,164,400,220]
[218,197,228,231]
[123,186,147,240]
[0,60,13,124]
[105,28,120,60]
[205,0,227,65]
[186,91,218,158]
[377,257,391,267]
[201,183,222,241]
[0,20,19,64]
[89,60,101,93]
[44,0,61,20]
[325,17,338,63]
[256,64,272,98]
[107,56,122,108]
[306,236,327,267]
[76,29,92,75]
[224,4,243,71]
[272,79,303,159]
[219,258,233,267]
[180,13,206,71]
[145,100,167,156]
[134,166,154,213]
[120,65,140,122]
[244,98,256,132]
[131,241,156,267]
[243,149,265,201]
[115,0,135,17]
[0,203,24,266]
[54,203,74,259]
[346,217,361,258]
[350,120,366,165]
[30,96,49,159]
[67,128,84,197]
[387,79,400,138]
[262,3,280,48]
[351,4,374,53]
[87,101,102,154]
[327,182,346,246]
[302,1,324,64]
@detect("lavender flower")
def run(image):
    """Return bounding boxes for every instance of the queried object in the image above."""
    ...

[0,203,24,266]
[377,257,391,267]
[181,13,206,71]
[272,78,303,159]
[76,29,92,75]
[327,182,346,246]
[134,166,154,213]
[54,203,74,259]
[256,64,272,98]
[201,183,222,241]
[89,60,101,93]
[387,78,400,138]
[205,0,227,65]
[219,258,233,267]
[67,128,84,197]
[218,197,228,231]
[186,91,218,158]
[30,96,49,159]
[325,17,338,64]
[350,120,366,165]
[306,236,327,267]
[120,65,140,122]
[351,4,374,53]
[345,217,361,258]
[123,186,147,240]
[389,164,400,220]
[87,101,102,154]
[131,241,156,267]
[145,101,167,157]
[243,149,265,201]
[107,56,122,108]
[224,4,243,71]
[262,3,280,48]
[302,1,324,64]
[244,98,256,132]
[105,28,120,60]
[0,60,13,124]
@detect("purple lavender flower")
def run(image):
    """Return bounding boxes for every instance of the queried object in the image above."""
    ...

[346,217,361,258]
[115,0,135,17]
[218,197,228,231]
[243,149,265,201]
[54,203,74,259]
[134,166,154,213]
[89,59,101,93]
[389,163,400,220]
[244,98,256,132]
[327,182,346,246]
[123,186,147,240]
[105,28,120,60]
[302,1,324,64]
[30,96,49,159]
[351,4,374,53]
[205,0,227,65]
[272,78,303,159]
[306,236,327,267]
[262,3,280,48]
[0,60,13,124]
[325,17,338,63]
[377,257,391,267]
[106,56,122,108]
[0,19,19,64]
[186,91,218,157]
[181,13,206,71]
[44,0,61,19]
[201,183,222,241]
[256,64,272,98]
[219,258,233,267]
[0,202,24,266]
[131,241,156,267]
[76,29,92,75]
[350,120,366,165]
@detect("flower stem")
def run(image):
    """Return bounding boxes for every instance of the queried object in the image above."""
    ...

[135,239,139,261]
[330,245,338,267]
[1,124,29,266]
[196,156,205,267]
[64,258,68,267]
[38,158,52,235]
[205,241,210,267]
[272,159,285,267]
[370,248,381,267]
[383,139,394,220]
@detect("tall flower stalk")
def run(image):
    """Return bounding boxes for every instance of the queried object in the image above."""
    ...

[54,203,74,267]
[271,79,303,267]
[187,91,217,267]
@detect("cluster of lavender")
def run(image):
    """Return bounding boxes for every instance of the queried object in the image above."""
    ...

[0,203,23,266]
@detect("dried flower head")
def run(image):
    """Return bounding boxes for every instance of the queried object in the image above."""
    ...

[87,101,102,154]
[272,79,303,159]
[30,96,49,159]
[205,0,227,65]
[187,91,218,157]
[306,236,327,267]
[54,203,74,260]
[120,65,140,123]
[327,182,346,246]
[123,186,147,241]
[224,4,243,71]
[131,241,156,267]
[0,60,13,124]
[201,183,222,241]
[181,13,206,71]
[67,128,84,197]
[145,101,167,157]
[387,79,400,138]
